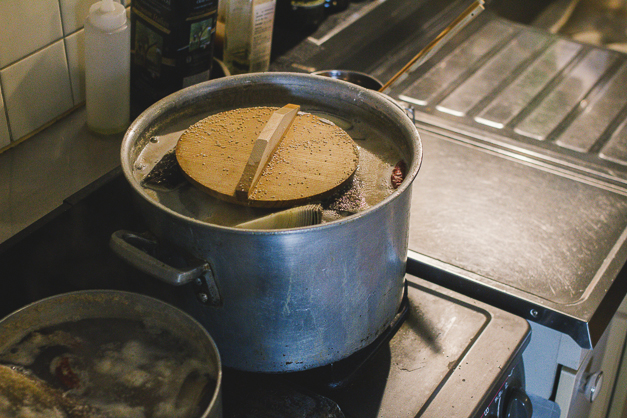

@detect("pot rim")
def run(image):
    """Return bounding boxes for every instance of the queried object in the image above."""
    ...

[311,69,384,90]
[121,72,423,234]
[0,289,223,418]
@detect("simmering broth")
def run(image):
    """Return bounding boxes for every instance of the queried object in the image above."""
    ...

[134,109,405,228]
[0,318,216,418]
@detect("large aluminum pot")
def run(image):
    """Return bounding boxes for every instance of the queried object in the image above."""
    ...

[0,290,222,417]
[116,72,422,372]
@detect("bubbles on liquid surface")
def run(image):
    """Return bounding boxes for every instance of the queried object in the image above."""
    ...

[0,318,217,418]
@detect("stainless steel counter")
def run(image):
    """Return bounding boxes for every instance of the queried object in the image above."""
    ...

[391,11,627,349]
[407,128,627,349]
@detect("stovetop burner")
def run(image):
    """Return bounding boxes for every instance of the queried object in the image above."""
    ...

[223,371,345,418]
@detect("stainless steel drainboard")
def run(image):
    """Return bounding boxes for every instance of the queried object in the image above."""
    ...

[389,11,627,186]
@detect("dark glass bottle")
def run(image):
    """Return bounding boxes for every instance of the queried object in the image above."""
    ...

[276,0,326,31]
[130,0,218,114]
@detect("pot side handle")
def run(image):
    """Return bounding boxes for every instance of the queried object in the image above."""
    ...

[109,230,222,306]
[110,230,204,285]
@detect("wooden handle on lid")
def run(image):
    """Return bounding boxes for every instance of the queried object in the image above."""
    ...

[235,104,300,201]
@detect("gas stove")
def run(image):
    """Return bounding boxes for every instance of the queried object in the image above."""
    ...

[0,168,530,417]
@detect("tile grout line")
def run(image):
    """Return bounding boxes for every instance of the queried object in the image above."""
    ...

[0,36,80,73]
[0,28,85,73]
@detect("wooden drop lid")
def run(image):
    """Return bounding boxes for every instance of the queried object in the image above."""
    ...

[175,106,359,208]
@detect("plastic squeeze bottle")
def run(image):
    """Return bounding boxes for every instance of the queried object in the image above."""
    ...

[85,0,130,134]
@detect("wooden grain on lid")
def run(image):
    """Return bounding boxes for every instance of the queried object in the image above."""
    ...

[175,106,359,208]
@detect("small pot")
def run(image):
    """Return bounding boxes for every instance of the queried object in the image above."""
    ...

[0,290,222,418]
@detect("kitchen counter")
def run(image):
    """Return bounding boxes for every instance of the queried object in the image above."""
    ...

[0,107,122,245]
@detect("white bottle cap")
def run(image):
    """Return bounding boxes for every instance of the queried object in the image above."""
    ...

[89,0,126,32]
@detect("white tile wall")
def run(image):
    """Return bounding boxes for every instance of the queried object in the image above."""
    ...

[1,40,74,140]
[0,0,129,151]
[0,0,64,68]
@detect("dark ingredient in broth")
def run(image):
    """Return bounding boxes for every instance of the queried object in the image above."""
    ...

[0,318,216,418]
[135,109,406,228]
[391,160,407,189]
[142,150,187,191]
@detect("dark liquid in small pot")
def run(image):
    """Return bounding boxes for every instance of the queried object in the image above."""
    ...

[0,318,217,418]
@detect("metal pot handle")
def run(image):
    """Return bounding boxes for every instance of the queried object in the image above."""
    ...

[110,230,221,306]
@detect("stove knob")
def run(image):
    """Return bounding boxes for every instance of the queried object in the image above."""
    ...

[581,371,604,403]
[503,387,532,418]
